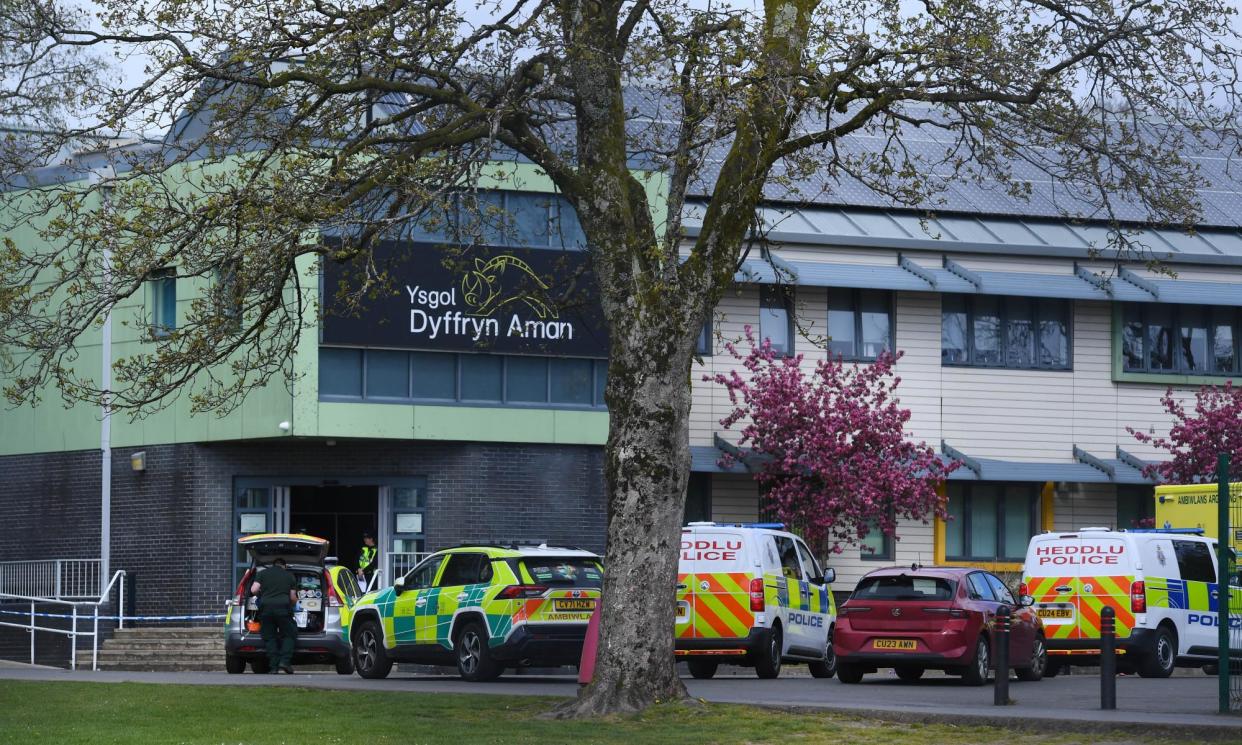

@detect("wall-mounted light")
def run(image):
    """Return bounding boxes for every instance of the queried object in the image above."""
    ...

[278,421,291,432]
[130,451,146,472]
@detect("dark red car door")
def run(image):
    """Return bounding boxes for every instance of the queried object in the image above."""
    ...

[985,573,1031,664]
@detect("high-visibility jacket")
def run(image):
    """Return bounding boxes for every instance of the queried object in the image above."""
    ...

[359,545,377,572]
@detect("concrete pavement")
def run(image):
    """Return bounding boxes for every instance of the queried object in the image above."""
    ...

[1,666,1240,737]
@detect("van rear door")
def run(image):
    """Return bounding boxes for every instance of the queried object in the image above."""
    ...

[1024,532,1133,642]
[679,528,754,640]
[1025,534,1083,641]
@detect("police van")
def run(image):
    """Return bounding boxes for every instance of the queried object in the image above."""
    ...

[1022,527,1239,678]
[675,522,837,679]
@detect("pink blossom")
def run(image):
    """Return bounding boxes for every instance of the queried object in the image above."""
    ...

[704,326,957,552]
[1128,383,1242,483]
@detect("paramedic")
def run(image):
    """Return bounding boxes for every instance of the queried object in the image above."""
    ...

[251,557,297,674]
[357,533,379,590]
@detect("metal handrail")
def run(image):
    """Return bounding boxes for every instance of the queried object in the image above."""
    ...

[0,569,126,671]
[0,558,103,599]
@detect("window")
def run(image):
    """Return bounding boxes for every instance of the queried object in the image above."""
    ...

[773,536,804,580]
[319,348,363,397]
[966,572,996,601]
[684,473,712,523]
[854,575,955,601]
[941,295,1071,369]
[760,285,795,356]
[1173,540,1216,584]
[520,558,603,587]
[828,289,893,360]
[945,483,1039,562]
[320,348,608,408]
[365,350,410,398]
[984,573,1016,605]
[1121,303,1241,376]
[859,521,894,561]
[1116,485,1154,529]
[696,318,713,356]
[437,553,485,586]
[795,540,824,582]
[460,354,503,401]
[148,267,177,336]
[550,358,593,405]
[403,555,443,590]
[405,190,585,250]
[506,356,549,403]
[411,352,457,399]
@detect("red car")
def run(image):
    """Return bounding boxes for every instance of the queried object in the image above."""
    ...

[835,566,1046,685]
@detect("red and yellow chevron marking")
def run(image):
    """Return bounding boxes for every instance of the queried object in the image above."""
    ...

[1075,576,1134,639]
[679,572,755,639]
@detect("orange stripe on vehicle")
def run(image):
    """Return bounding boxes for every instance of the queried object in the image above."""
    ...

[693,601,736,638]
[703,576,754,625]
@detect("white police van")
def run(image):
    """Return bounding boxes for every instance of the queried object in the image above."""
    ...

[1023,527,1239,677]
[675,522,837,679]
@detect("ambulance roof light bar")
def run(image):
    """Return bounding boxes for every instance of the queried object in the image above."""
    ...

[683,522,787,530]
[1126,527,1206,535]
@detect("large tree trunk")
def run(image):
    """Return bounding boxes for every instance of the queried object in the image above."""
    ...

[553,332,694,716]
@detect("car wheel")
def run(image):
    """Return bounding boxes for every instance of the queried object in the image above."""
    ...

[353,620,393,680]
[808,627,837,679]
[687,658,718,679]
[895,666,924,682]
[455,620,502,682]
[225,655,245,674]
[960,637,989,686]
[753,626,783,679]
[836,663,864,684]
[1016,635,1046,682]
[250,658,270,675]
[335,654,355,675]
[1138,626,1176,679]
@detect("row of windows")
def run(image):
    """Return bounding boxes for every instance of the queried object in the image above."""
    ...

[759,286,895,360]
[941,295,1071,369]
[860,484,1154,561]
[320,347,608,407]
[393,190,587,250]
[1122,303,1242,375]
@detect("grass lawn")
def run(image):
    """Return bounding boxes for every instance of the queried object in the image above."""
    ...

[0,681,1210,745]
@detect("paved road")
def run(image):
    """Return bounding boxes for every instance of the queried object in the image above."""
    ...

[1,666,1240,734]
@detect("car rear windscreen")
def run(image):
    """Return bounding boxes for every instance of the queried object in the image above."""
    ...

[521,558,603,588]
[853,576,955,601]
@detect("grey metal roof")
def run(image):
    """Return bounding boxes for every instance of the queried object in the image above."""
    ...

[685,203,1242,269]
[690,445,747,474]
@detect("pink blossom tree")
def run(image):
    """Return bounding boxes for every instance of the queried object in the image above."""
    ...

[705,327,956,552]
[1128,383,1242,483]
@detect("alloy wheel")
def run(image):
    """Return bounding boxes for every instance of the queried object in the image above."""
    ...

[976,639,989,681]
[460,631,482,675]
[1031,637,1046,675]
[358,629,377,671]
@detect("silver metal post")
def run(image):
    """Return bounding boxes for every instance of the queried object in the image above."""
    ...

[92,605,99,671]
[98,169,115,596]
[70,605,77,671]
[54,560,62,600]
[119,573,126,629]
[29,601,35,665]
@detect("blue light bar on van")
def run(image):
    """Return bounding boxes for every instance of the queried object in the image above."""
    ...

[1127,528,1206,534]
[735,522,785,530]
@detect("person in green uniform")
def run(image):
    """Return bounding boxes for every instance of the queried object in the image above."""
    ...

[250,557,298,674]
[356,532,378,591]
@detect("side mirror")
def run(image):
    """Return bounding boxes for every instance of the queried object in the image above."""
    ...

[822,567,836,585]
[1020,594,1035,607]
[394,577,406,591]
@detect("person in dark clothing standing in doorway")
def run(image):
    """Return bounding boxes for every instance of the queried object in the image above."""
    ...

[251,557,297,674]
[357,532,379,591]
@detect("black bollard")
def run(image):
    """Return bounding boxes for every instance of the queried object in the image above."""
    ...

[994,605,1010,705]
[1100,606,1116,710]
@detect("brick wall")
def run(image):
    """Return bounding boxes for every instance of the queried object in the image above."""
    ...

[0,439,606,618]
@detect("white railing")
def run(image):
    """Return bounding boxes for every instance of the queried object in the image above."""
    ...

[367,552,431,593]
[0,559,102,599]
[0,570,126,671]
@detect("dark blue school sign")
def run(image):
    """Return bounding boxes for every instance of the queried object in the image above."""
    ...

[321,241,609,357]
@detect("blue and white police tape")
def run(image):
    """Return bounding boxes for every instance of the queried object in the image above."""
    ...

[0,609,226,621]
